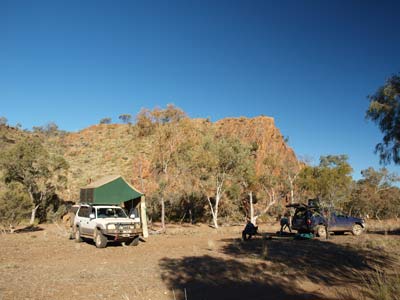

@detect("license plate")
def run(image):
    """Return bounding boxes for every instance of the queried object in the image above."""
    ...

[122,234,130,237]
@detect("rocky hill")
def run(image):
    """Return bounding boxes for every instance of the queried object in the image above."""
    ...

[0,116,299,202]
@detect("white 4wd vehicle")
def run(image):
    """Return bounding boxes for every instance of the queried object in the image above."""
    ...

[74,204,142,248]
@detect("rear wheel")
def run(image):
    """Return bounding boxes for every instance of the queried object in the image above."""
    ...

[75,227,82,243]
[352,224,363,236]
[94,230,107,248]
[316,225,327,238]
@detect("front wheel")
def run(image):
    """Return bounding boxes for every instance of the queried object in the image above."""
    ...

[352,224,363,236]
[94,230,108,248]
[75,227,82,243]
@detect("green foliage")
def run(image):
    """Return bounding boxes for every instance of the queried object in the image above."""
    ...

[135,104,187,137]
[0,137,69,223]
[32,122,65,136]
[118,114,132,124]
[135,108,155,136]
[297,155,353,207]
[0,182,31,231]
[366,74,400,164]
[99,117,112,124]
[347,167,400,219]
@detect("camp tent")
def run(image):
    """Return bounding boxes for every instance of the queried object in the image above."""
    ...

[80,175,148,237]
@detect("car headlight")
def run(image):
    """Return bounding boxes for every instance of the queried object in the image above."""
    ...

[107,224,116,230]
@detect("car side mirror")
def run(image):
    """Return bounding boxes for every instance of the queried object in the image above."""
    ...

[89,213,95,219]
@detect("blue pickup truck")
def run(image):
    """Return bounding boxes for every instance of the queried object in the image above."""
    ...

[288,203,366,238]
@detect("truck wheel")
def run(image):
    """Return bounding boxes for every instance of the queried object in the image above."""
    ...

[352,224,363,236]
[75,227,82,243]
[94,230,107,248]
[130,235,140,246]
[316,225,327,238]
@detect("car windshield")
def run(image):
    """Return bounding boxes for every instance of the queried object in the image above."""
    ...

[97,208,127,218]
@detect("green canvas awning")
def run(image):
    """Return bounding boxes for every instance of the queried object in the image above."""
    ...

[80,175,143,205]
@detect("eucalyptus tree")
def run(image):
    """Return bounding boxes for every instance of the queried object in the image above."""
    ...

[191,135,251,228]
[149,105,187,231]
[256,153,286,219]
[119,114,132,125]
[296,155,353,208]
[366,74,400,164]
[349,167,400,219]
[0,137,69,224]
[99,117,112,124]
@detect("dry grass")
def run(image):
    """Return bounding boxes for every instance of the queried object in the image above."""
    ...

[366,219,400,234]
[362,269,400,300]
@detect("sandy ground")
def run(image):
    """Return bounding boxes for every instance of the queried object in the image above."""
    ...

[0,222,399,300]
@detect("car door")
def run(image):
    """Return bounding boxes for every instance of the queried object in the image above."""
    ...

[85,207,97,236]
[76,206,90,235]
[336,211,353,231]
[330,212,347,231]
[328,212,339,231]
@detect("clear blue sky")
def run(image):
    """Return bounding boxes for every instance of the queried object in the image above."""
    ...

[1,0,399,179]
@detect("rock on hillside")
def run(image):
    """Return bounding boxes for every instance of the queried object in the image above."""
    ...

[216,116,298,174]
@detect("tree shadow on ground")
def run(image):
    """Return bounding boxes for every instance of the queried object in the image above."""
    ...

[160,255,336,300]
[367,229,400,235]
[221,233,396,286]
[14,225,44,233]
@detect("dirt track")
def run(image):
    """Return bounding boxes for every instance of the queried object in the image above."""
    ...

[0,223,399,300]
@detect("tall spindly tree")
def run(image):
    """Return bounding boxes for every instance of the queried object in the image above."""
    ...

[192,135,251,228]
[149,105,187,231]
[366,74,400,164]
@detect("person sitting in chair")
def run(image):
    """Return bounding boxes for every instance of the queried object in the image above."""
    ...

[242,219,258,241]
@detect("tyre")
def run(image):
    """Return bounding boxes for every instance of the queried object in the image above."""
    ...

[130,235,140,246]
[352,224,363,236]
[94,229,108,248]
[75,227,82,243]
[316,225,327,238]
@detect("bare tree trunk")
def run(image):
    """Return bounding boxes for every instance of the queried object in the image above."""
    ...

[375,210,381,221]
[263,189,276,214]
[288,176,295,204]
[179,211,187,224]
[207,196,219,229]
[290,188,294,204]
[27,188,39,226]
[161,197,166,232]
[249,191,255,225]
[30,205,39,225]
